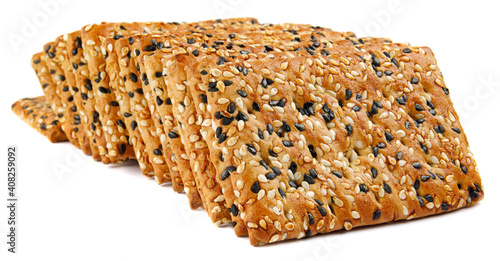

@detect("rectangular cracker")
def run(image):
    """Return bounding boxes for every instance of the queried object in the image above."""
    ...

[90,18,259,167]
[11,96,68,143]
[31,52,66,127]
[41,35,82,149]
[63,30,100,159]
[147,29,361,229]
[101,18,262,203]
[195,44,483,245]
[91,18,260,182]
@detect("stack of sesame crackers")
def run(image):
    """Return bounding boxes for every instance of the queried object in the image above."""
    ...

[13,18,483,246]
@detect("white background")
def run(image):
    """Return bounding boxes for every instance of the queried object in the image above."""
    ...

[1,0,499,260]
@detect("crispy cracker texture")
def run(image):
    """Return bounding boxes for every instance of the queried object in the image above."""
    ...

[12,96,68,143]
[19,17,483,246]
[197,46,482,245]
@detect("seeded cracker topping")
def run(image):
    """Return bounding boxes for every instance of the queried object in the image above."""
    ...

[194,45,482,245]
[12,96,68,143]
[18,17,483,246]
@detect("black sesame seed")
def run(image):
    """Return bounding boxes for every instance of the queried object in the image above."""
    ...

[168,131,179,139]
[441,203,449,210]
[268,149,278,157]
[278,187,286,198]
[307,213,315,225]
[385,132,393,143]
[110,101,119,107]
[261,78,274,88]
[415,104,425,111]
[372,210,382,220]
[265,172,277,180]
[260,160,269,170]
[420,175,430,182]
[371,168,378,179]
[442,87,450,95]
[251,181,260,193]
[294,123,305,131]
[371,54,380,67]
[131,121,137,131]
[282,122,291,132]
[221,116,234,125]
[452,127,461,134]
[391,57,399,67]
[402,48,411,53]
[135,88,143,94]
[227,102,235,114]
[309,169,318,178]
[153,149,162,156]
[345,89,352,100]
[129,73,138,82]
[412,162,422,169]
[420,143,429,154]
[370,103,379,115]
[345,124,353,136]
[434,124,445,134]
[124,112,132,118]
[221,169,230,181]
[98,87,111,94]
[414,178,421,190]
[282,140,293,147]
[217,133,227,144]
[383,182,392,194]
[116,119,125,129]
[271,167,281,175]
[308,145,317,158]
[417,197,425,207]
[252,102,260,112]
[332,171,343,178]
[267,124,273,134]
[215,127,222,139]
[236,90,247,97]
[411,77,419,84]
[423,194,434,202]
[394,152,402,161]
[317,206,327,216]
[384,70,393,76]
[278,98,287,107]
[289,162,298,173]
[372,146,379,157]
[376,70,383,77]
[352,105,361,112]
[258,129,264,139]
[359,184,369,193]
[247,144,257,155]
[214,111,223,119]
[229,204,238,216]
[461,165,468,174]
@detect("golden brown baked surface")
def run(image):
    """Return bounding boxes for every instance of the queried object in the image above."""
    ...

[17,17,483,246]
[12,96,68,143]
